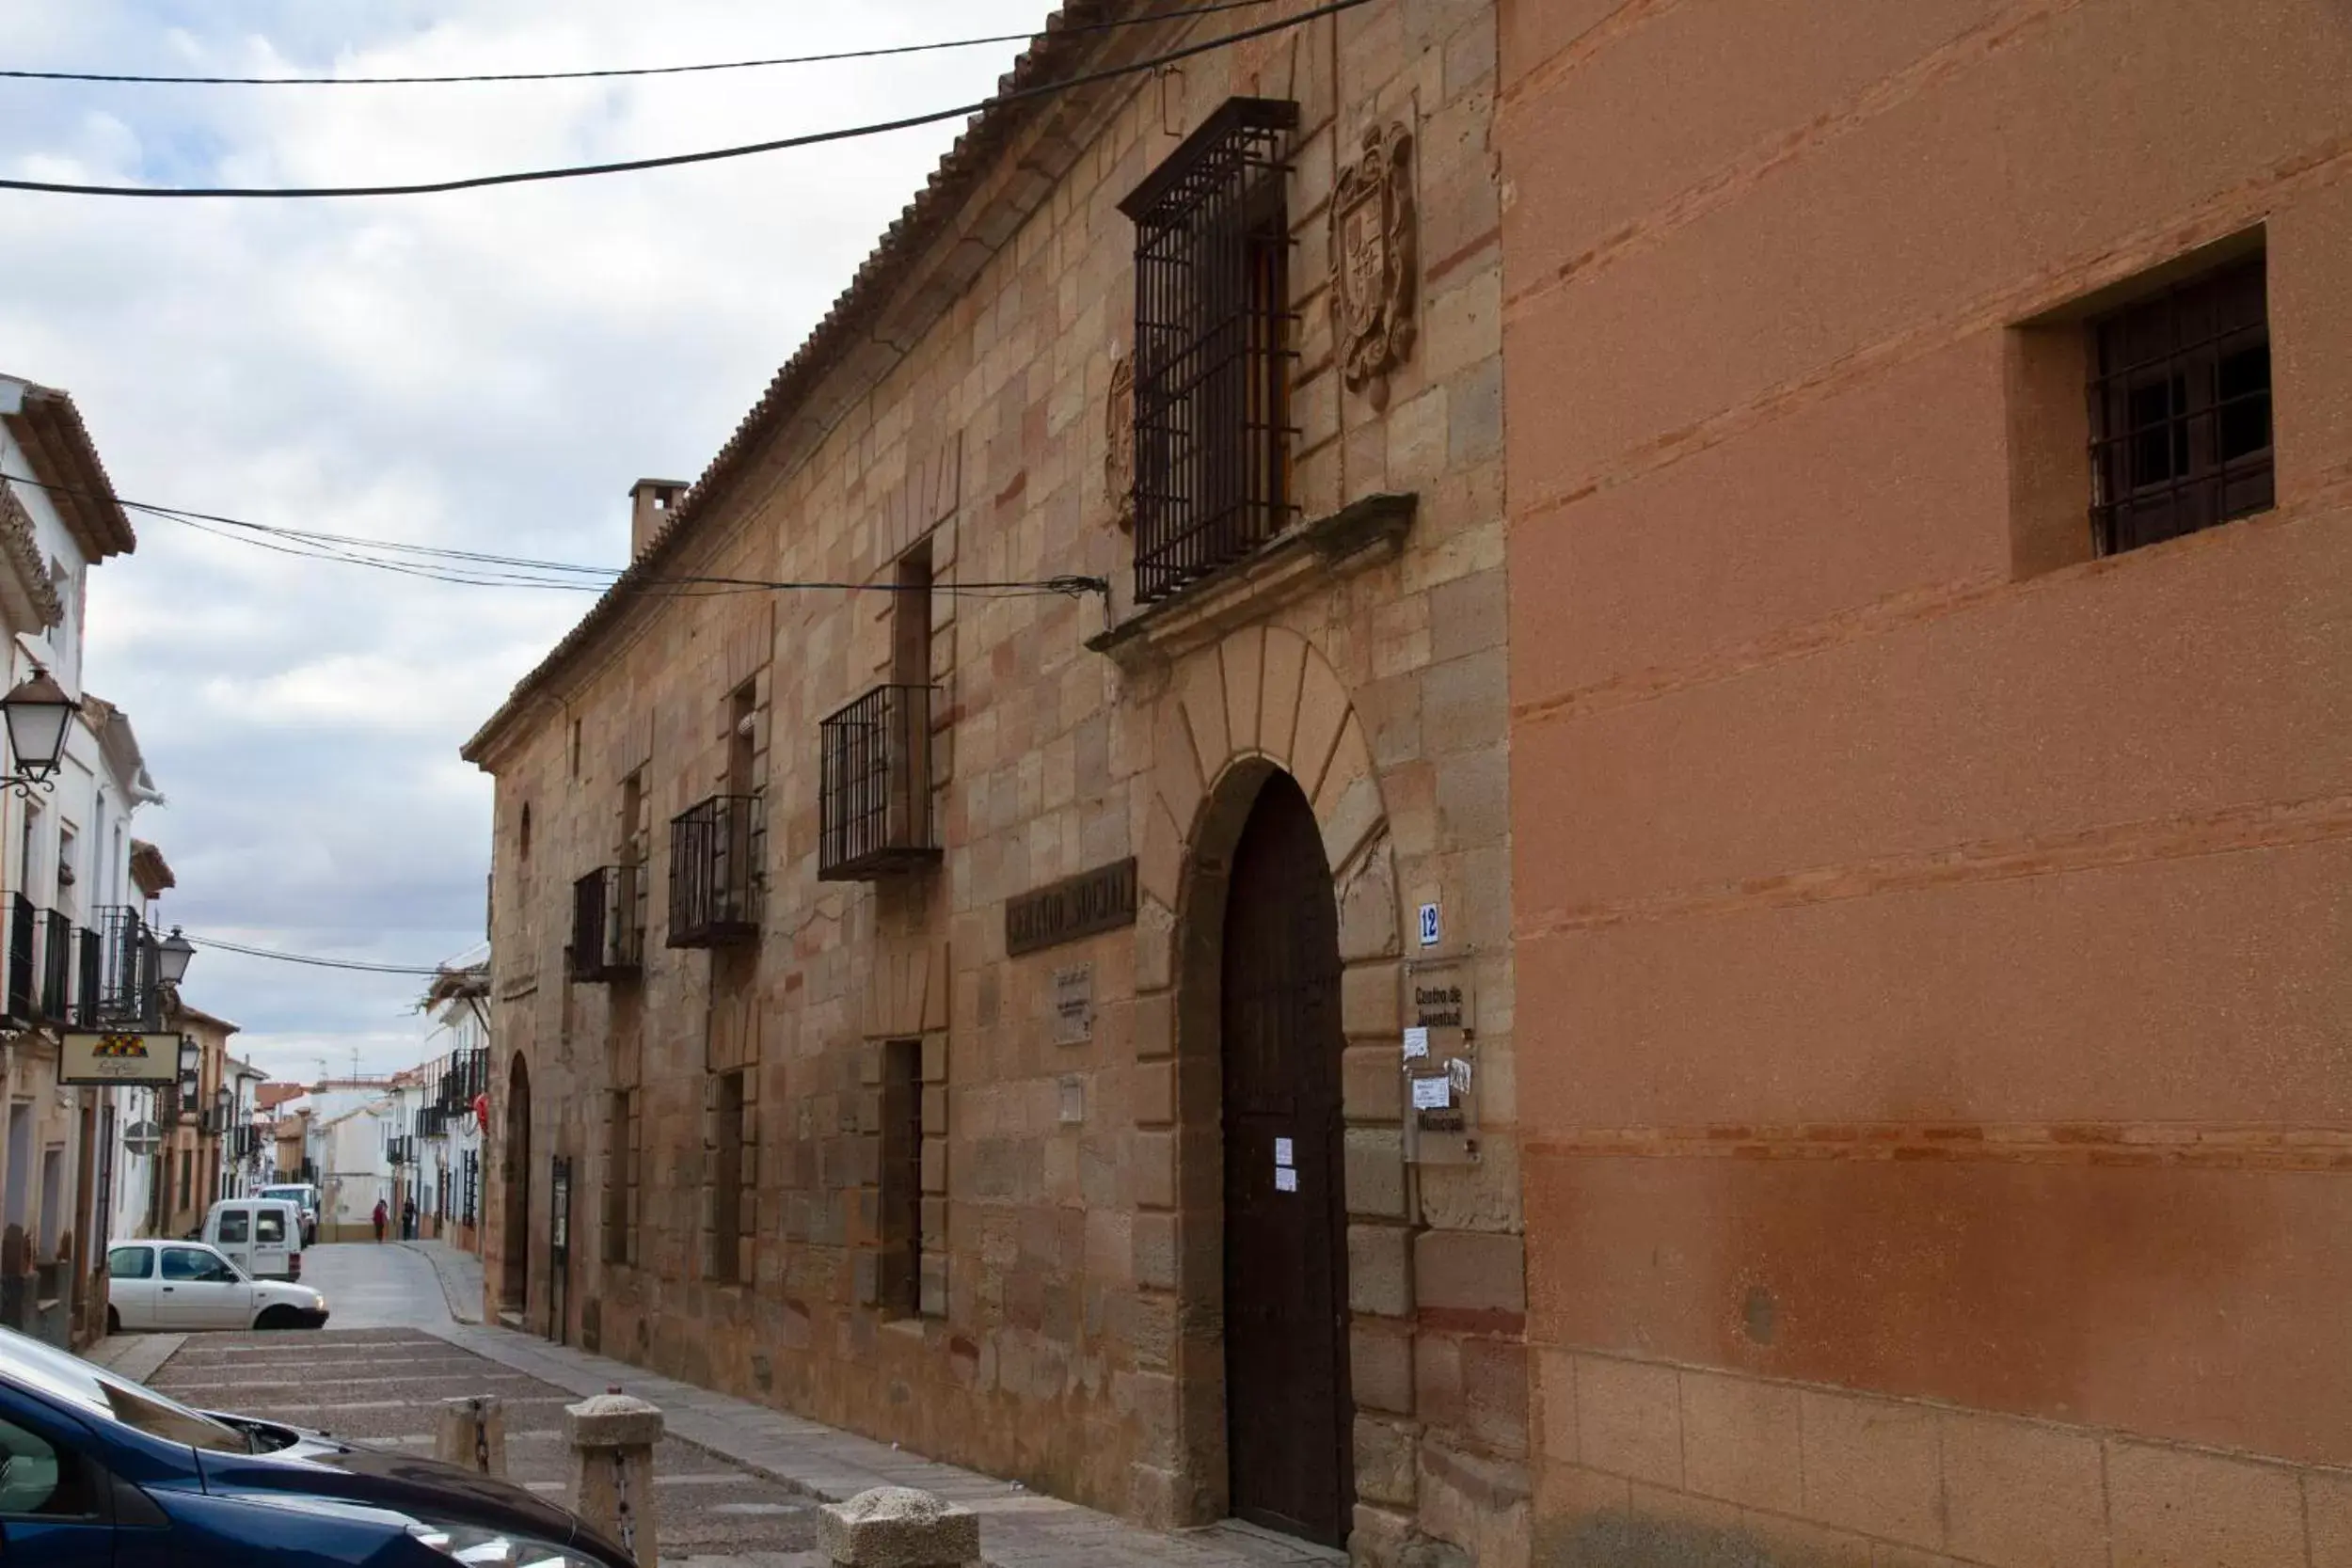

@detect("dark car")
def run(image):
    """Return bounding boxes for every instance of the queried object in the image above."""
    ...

[0,1324,632,1566]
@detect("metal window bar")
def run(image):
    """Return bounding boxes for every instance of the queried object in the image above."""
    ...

[818,684,939,880]
[666,794,764,947]
[73,927,99,1028]
[1121,97,1300,605]
[570,864,645,980]
[37,910,70,1022]
[2089,254,2272,555]
[5,895,33,1023]
[97,906,158,1026]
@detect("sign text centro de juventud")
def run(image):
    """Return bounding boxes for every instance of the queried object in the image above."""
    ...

[1007,857,1138,958]
[60,1031,181,1086]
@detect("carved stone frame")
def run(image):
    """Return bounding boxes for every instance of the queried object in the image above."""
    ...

[1106,350,1137,532]
[1329,120,1418,409]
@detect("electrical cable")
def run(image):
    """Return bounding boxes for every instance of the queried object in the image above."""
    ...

[0,470,1108,599]
[0,0,1371,198]
[0,0,1280,87]
[189,933,453,975]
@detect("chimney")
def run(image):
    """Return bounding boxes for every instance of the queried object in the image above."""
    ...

[628,479,689,561]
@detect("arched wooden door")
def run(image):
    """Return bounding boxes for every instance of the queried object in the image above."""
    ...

[1220,772,1353,1545]
[501,1054,531,1316]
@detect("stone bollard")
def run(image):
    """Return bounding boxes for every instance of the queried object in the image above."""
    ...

[433,1395,507,1478]
[566,1388,664,1568]
[819,1486,981,1568]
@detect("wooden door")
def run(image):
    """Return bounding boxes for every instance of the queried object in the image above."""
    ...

[1220,773,1353,1545]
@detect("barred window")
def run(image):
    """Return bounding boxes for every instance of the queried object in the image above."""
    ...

[2089,254,2272,555]
[1120,97,1300,604]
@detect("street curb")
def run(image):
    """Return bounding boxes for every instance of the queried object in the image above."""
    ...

[399,1242,484,1325]
[88,1333,186,1384]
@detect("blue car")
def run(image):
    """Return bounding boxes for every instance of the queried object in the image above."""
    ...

[0,1324,632,1566]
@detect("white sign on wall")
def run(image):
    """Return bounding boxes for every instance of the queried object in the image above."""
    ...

[1418,901,1441,947]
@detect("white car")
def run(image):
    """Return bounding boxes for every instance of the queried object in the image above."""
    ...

[103,1239,330,1332]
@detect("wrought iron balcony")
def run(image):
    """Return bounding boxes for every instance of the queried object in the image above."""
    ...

[668,794,764,947]
[96,906,163,1028]
[6,896,101,1028]
[818,684,942,881]
[568,863,646,982]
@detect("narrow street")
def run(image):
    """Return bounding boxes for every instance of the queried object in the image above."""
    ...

[121,1243,1332,1568]
[139,1244,822,1568]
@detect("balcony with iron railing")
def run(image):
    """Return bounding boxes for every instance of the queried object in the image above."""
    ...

[818,685,941,881]
[668,794,763,947]
[568,863,647,982]
[5,895,110,1029]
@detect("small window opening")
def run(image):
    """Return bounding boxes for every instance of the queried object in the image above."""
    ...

[2089,253,2272,554]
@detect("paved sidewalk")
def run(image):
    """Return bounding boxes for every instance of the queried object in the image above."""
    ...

[400,1238,485,1323]
[431,1323,1342,1568]
[87,1332,183,1383]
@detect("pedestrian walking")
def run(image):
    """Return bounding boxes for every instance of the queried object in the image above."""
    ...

[373,1197,389,1243]
[402,1196,418,1241]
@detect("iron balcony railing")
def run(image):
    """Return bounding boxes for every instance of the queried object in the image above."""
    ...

[818,684,941,881]
[568,863,647,981]
[97,906,163,1028]
[7,896,105,1028]
[668,794,764,947]
[1121,97,1301,604]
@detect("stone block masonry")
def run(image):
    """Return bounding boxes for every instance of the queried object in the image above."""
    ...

[464,1,1520,1564]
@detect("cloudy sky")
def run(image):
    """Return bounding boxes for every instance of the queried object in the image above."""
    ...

[0,0,1055,1081]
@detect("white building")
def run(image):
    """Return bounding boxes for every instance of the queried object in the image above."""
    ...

[0,373,160,1347]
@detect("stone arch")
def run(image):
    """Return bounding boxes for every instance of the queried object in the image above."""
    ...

[1127,625,1404,1533]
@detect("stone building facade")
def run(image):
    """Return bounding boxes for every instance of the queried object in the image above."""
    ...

[1501,2,2352,1564]
[465,2,1523,1561]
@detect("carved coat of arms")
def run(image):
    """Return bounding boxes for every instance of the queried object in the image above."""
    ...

[1329,120,1417,409]
[1105,350,1136,531]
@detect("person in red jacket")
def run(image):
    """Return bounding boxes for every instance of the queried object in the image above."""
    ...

[372,1197,389,1243]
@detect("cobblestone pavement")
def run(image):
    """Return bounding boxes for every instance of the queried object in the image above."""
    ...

[146,1326,822,1566]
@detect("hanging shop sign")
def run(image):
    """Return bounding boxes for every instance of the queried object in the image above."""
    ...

[59,1031,181,1086]
[1007,857,1137,957]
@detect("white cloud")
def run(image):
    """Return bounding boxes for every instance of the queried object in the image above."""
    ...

[2,0,1057,1072]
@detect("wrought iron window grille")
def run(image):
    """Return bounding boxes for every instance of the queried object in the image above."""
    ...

[1120,97,1301,605]
[569,863,647,981]
[818,684,941,880]
[2089,254,2273,555]
[667,794,764,947]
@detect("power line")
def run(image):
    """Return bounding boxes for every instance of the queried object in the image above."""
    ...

[0,469,1107,599]
[0,0,1370,198]
[0,0,1280,87]
[189,933,452,976]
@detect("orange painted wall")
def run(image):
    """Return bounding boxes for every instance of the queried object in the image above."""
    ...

[1501,0,2352,1494]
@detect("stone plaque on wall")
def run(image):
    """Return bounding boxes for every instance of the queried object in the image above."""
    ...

[1007,857,1138,957]
[1406,959,1475,1033]
[1053,965,1095,1045]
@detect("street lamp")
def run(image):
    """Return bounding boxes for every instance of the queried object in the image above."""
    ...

[157,927,196,986]
[0,666,76,797]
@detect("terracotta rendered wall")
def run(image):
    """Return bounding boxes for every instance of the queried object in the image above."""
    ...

[478,3,1522,1557]
[1500,0,2352,1562]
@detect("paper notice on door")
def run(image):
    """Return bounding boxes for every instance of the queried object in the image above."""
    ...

[1411,1075,1452,1111]
[1402,1026,1430,1060]
[1273,1137,1295,1167]
[1274,1165,1299,1193]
